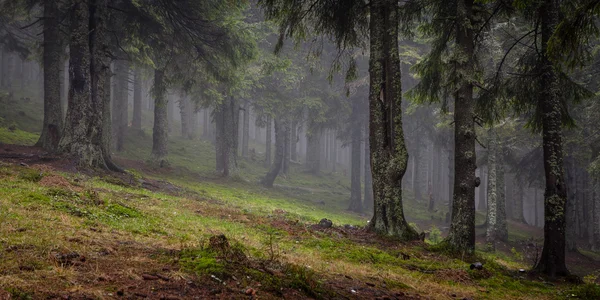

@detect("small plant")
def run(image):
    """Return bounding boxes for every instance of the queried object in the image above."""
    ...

[511,247,524,261]
[426,225,442,244]
[18,168,43,182]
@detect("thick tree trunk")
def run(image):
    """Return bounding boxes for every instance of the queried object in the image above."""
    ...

[37,0,63,151]
[151,69,168,166]
[265,115,272,168]
[132,68,142,132]
[535,0,569,277]
[215,96,238,177]
[261,118,287,187]
[447,0,477,253]
[349,102,363,212]
[566,159,578,251]
[58,0,106,168]
[413,140,422,201]
[242,100,250,158]
[368,0,418,240]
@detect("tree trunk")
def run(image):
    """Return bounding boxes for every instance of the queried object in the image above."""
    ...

[368,0,418,240]
[132,68,142,132]
[282,122,290,175]
[496,158,508,241]
[305,127,321,174]
[514,181,526,223]
[151,68,168,166]
[112,60,128,151]
[37,0,64,151]
[566,159,578,251]
[486,133,498,250]
[291,121,298,162]
[478,166,487,211]
[592,179,600,251]
[261,118,287,187]
[447,0,477,253]
[535,0,569,277]
[364,120,374,212]
[242,100,250,158]
[265,115,272,168]
[215,96,238,177]
[349,101,363,212]
[58,0,106,168]
[179,94,193,139]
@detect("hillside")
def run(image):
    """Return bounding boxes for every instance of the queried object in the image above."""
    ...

[0,95,598,299]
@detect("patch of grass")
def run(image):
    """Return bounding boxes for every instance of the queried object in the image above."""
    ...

[566,283,600,300]
[0,127,38,146]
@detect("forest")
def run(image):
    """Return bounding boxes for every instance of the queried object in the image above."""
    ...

[0,0,599,299]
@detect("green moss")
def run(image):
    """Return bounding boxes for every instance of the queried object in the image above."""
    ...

[18,168,43,183]
[179,248,227,277]
[567,283,600,300]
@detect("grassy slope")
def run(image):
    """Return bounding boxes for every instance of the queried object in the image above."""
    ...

[0,91,598,299]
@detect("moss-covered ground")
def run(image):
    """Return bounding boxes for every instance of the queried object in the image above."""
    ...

[0,91,598,299]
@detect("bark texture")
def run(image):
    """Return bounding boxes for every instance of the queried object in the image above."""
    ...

[242,100,250,158]
[349,101,363,212]
[112,60,129,151]
[152,68,169,166]
[37,0,63,151]
[368,0,418,240]
[446,0,477,253]
[535,0,570,277]
[58,0,105,168]
[265,115,272,167]
[215,97,238,177]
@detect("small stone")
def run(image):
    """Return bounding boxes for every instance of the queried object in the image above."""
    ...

[318,218,333,228]
[116,290,124,296]
[469,262,483,270]
[245,288,256,296]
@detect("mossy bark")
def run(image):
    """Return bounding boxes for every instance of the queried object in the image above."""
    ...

[592,179,600,251]
[151,68,169,166]
[534,0,569,277]
[215,96,238,177]
[37,0,63,152]
[486,134,498,249]
[496,155,508,241]
[446,0,477,253]
[367,0,419,240]
[58,0,105,169]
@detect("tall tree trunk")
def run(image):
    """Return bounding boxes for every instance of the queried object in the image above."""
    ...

[486,133,498,250]
[265,115,272,168]
[112,60,128,151]
[37,0,63,151]
[291,121,298,162]
[305,127,321,174]
[478,166,487,211]
[535,0,569,277]
[242,100,250,158]
[151,68,168,166]
[349,102,363,212]
[566,159,578,251]
[514,181,526,223]
[58,0,106,168]
[261,118,287,187]
[413,140,422,201]
[179,94,193,139]
[447,0,477,253]
[535,188,540,227]
[496,158,508,241]
[364,121,374,212]
[132,68,142,132]
[368,0,418,240]
[216,96,238,177]
[592,179,600,251]
[282,122,290,175]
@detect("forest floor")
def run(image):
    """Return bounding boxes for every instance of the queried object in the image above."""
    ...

[0,94,599,299]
